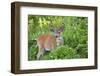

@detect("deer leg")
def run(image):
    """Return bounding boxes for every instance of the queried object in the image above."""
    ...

[37,46,44,60]
[51,43,56,52]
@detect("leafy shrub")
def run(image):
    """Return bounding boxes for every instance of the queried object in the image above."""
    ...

[28,40,37,60]
[42,45,78,60]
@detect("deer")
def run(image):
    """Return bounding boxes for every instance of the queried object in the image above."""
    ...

[36,23,64,60]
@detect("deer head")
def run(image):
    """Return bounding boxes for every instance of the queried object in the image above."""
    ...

[50,23,64,38]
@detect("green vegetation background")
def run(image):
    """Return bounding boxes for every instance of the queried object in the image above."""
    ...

[28,15,88,60]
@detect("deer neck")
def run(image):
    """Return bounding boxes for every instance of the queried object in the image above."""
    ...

[56,36,63,47]
[52,33,63,47]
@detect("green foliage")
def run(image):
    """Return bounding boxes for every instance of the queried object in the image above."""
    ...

[28,15,88,60]
[28,40,37,60]
[42,45,78,60]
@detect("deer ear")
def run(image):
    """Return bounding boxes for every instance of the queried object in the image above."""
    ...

[59,23,65,32]
[50,28,54,32]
